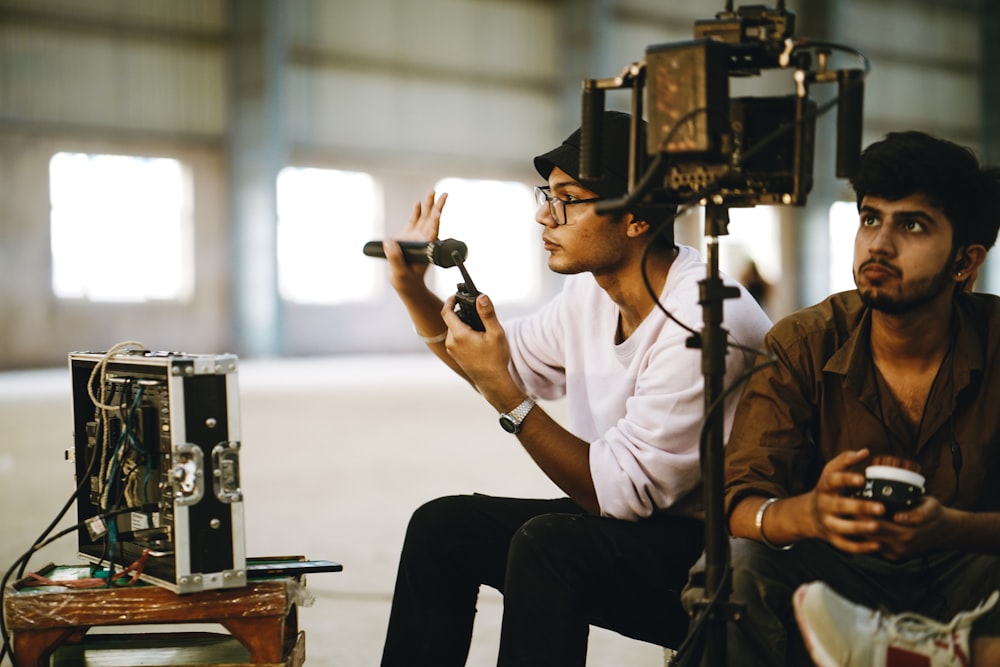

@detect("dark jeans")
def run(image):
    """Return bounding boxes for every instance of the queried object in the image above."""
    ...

[380,494,705,667]
[682,538,1000,667]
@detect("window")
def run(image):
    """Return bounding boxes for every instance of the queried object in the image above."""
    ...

[829,201,858,294]
[719,206,782,285]
[50,152,192,302]
[431,178,540,304]
[692,205,782,300]
[276,167,382,304]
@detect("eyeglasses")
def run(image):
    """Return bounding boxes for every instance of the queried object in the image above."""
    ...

[534,186,603,226]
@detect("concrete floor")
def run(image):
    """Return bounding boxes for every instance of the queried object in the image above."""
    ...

[0,355,668,666]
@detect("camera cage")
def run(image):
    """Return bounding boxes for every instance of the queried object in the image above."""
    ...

[580,1,869,215]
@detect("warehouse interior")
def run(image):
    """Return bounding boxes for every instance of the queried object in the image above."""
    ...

[1,0,997,665]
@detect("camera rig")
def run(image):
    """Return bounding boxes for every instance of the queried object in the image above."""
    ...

[574,4,869,666]
[581,1,868,213]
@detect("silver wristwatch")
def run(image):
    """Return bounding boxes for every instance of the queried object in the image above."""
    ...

[498,397,536,434]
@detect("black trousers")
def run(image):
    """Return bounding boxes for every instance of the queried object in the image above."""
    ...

[380,494,705,667]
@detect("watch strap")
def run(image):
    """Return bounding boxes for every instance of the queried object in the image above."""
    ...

[507,397,535,423]
[499,396,535,433]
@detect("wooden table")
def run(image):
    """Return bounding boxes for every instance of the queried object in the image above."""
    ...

[4,564,307,667]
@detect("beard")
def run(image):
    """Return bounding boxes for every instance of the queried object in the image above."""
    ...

[857,260,954,315]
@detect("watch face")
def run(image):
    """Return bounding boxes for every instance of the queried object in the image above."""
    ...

[499,415,519,434]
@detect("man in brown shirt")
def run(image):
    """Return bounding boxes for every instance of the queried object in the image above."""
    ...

[682,131,1000,666]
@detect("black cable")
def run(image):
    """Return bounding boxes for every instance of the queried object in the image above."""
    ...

[668,553,729,667]
[666,355,778,665]
[14,399,109,581]
[0,505,145,663]
[1,348,149,664]
[0,402,106,666]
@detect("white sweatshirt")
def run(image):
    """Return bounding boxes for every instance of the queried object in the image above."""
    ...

[505,244,772,520]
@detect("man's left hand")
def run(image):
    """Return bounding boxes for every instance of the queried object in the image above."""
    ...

[441,292,521,408]
[873,496,948,560]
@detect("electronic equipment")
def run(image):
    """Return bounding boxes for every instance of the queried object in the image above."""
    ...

[580,1,867,212]
[68,349,246,594]
[452,250,485,332]
[857,456,925,514]
[362,238,485,331]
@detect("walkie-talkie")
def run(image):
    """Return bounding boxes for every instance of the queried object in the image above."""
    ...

[451,250,485,332]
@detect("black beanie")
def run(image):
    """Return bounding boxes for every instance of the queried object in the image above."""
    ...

[532,110,676,242]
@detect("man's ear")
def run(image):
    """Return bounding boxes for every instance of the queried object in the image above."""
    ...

[625,215,649,238]
[953,244,987,289]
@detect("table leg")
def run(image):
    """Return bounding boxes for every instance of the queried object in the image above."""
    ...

[11,627,88,667]
[221,617,285,663]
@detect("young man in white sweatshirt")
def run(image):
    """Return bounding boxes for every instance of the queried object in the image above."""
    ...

[379,111,772,666]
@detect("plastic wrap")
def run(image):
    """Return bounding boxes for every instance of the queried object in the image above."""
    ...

[3,562,318,666]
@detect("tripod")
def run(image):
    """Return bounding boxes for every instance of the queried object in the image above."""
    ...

[692,202,744,667]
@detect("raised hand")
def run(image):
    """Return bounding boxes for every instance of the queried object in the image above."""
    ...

[385,191,448,295]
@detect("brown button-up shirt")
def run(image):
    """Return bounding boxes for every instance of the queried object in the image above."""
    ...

[724,290,1000,518]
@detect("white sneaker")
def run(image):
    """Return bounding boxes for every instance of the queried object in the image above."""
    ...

[793,581,999,667]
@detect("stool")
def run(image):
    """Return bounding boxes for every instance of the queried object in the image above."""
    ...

[3,564,306,667]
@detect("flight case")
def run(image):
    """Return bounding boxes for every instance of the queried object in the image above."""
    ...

[68,350,246,594]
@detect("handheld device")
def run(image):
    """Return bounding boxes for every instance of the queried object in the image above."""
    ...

[856,456,925,514]
[451,250,485,332]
